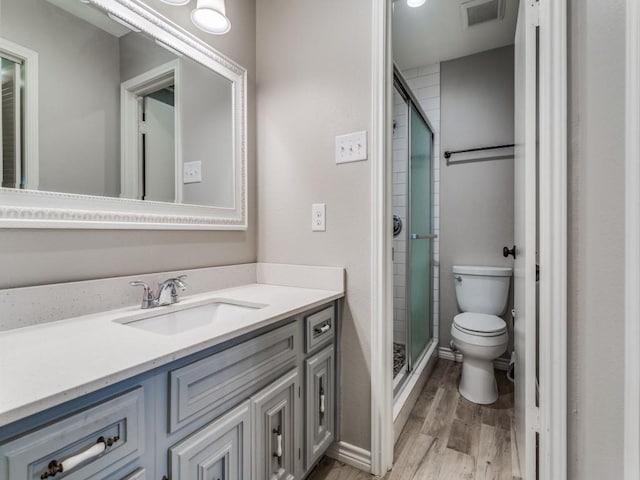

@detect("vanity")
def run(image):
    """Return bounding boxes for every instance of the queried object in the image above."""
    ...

[0,265,344,480]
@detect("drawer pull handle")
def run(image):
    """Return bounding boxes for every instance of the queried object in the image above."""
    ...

[40,436,119,479]
[272,426,283,459]
[320,392,326,414]
[314,324,331,335]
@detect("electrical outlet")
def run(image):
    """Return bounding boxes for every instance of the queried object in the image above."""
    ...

[312,203,326,232]
[183,161,202,184]
[335,131,368,164]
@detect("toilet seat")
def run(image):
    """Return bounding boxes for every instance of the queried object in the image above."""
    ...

[453,312,507,337]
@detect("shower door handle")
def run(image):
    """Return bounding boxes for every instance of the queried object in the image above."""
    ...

[410,233,438,240]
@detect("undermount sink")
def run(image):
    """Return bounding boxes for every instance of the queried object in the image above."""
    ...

[118,300,266,335]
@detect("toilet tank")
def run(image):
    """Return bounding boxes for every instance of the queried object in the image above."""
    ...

[453,265,513,315]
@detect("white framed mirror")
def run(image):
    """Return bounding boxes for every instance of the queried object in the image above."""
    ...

[0,0,247,229]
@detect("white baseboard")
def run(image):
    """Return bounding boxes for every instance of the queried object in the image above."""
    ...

[438,346,511,371]
[326,441,372,473]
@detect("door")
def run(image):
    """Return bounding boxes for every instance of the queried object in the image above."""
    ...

[251,369,300,480]
[408,104,434,367]
[514,0,538,478]
[305,346,335,469]
[141,92,175,202]
[169,401,251,480]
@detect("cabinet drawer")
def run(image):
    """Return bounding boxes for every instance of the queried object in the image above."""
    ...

[305,306,335,353]
[305,345,335,469]
[121,468,145,480]
[0,388,145,480]
[169,321,299,433]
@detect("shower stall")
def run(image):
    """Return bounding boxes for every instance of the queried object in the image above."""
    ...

[392,67,436,396]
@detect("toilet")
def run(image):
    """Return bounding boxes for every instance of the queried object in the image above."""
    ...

[450,265,512,404]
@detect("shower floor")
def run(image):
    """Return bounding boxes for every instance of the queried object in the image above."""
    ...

[393,342,406,378]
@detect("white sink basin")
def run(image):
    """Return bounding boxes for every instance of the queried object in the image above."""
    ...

[118,300,266,335]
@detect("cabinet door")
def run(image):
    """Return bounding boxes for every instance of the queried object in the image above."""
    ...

[169,401,251,480]
[251,368,300,480]
[305,345,335,469]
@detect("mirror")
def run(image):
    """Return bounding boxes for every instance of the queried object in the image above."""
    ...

[0,0,247,229]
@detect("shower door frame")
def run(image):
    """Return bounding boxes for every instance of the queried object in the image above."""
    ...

[392,69,437,394]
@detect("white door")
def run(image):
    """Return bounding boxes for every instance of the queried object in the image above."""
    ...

[142,95,175,202]
[514,0,538,478]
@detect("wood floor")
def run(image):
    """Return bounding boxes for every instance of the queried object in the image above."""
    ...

[308,359,521,480]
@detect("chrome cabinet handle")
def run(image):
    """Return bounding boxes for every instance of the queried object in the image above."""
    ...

[410,233,438,240]
[314,324,331,335]
[320,391,325,414]
[40,436,119,479]
[272,426,283,462]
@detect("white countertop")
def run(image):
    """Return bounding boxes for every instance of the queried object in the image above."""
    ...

[0,282,343,428]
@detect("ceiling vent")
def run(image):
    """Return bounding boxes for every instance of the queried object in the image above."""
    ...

[460,0,506,28]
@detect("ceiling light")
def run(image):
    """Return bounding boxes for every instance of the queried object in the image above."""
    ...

[191,0,231,34]
[159,0,191,5]
[407,0,427,7]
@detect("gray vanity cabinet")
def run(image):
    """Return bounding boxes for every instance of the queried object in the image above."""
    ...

[0,300,339,480]
[304,346,335,469]
[251,368,301,480]
[169,401,251,480]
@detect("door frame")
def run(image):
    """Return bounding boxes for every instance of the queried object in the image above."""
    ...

[369,0,567,477]
[120,60,181,201]
[0,38,39,190]
[625,0,640,477]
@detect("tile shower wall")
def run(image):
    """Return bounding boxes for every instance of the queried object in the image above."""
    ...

[403,63,441,341]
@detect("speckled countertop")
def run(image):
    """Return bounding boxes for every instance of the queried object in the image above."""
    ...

[0,282,343,428]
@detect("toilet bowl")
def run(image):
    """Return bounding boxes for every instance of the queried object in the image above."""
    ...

[450,265,512,405]
[451,312,508,404]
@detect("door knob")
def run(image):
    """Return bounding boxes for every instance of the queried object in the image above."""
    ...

[503,245,516,259]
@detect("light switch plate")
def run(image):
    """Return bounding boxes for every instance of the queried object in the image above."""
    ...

[335,131,368,164]
[183,161,202,184]
[312,203,326,232]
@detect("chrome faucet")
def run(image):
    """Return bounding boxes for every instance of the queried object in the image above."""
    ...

[130,275,188,309]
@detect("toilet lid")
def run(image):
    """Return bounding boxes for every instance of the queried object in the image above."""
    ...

[453,312,507,336]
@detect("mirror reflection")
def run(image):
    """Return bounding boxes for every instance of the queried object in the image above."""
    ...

[0,0,234,208]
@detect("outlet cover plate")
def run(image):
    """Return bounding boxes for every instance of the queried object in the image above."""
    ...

[312,203,326,231]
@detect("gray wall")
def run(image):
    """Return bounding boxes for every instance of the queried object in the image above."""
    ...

[567,0,625,477]
[1,0,121,197]
[119,32,234,207]
[439,46,515,351]
[0,0,257,288]
[255,0,373,451]
[181,59,233,208]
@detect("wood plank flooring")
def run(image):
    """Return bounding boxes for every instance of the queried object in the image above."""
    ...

[307,359,521,480]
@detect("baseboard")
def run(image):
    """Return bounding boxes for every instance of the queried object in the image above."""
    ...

[326,441,372,473]
[438,346,511,371]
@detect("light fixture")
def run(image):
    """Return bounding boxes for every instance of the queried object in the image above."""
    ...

[191,0,231,35]
[407,0,427,7]
[159,0,191,5]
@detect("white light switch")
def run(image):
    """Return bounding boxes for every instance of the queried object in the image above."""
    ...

[335,131,368,164]
[183,161,202,184]
[312,203,326,232]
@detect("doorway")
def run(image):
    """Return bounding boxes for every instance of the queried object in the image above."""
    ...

[370,0,568,478]
[392,69,437,399]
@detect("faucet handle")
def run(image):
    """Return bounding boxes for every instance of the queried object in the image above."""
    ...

[173,275,188,290]
[130,280,155,309]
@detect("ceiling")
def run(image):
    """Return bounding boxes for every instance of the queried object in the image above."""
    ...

[392,0,519,70]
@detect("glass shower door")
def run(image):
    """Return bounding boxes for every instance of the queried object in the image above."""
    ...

[408,105,433,367]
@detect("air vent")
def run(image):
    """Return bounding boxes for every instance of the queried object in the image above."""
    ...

[460,0,506,28]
